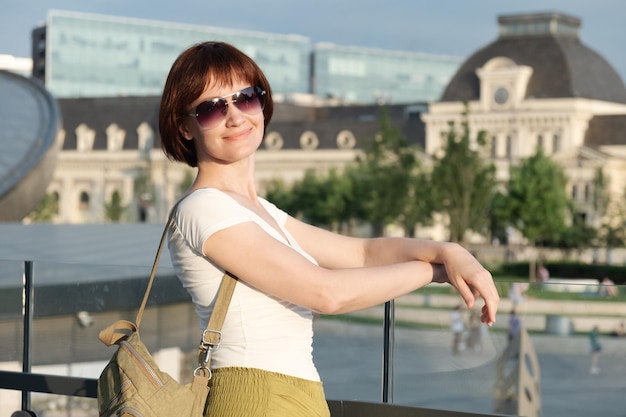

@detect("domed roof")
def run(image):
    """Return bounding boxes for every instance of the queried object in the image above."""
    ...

[0,70,61,221]
[441,16,626,104]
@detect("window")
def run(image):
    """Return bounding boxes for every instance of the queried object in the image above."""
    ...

[490,136,497,158]
[79,191,90,211]
[552,133,562,153]
[506,136,511,158]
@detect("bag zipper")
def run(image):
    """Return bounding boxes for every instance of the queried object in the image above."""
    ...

[101,378,131,415]
[120,340,164,388]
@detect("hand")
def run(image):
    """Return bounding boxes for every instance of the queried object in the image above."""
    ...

[435,244,500,326]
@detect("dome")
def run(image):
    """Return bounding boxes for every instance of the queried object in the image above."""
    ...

[0,70,61,221]
[441,14,626,104]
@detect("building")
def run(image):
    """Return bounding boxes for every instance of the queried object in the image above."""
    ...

[49,97,425,223]
[422,11,626,231]
[0,70,60,222]
[30,10,461,104]
[312,43,462,104]
[7,10,626,245]
[32,10,311,98]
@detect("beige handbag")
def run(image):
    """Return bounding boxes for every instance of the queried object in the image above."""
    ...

[96,208,237,417]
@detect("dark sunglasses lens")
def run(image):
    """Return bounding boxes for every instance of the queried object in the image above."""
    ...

[195,99,227,129]
[233,87,265,114]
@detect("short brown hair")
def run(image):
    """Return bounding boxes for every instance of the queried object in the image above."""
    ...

[159,41,274,167]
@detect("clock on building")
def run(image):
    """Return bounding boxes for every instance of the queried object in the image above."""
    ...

[493,87,509,105]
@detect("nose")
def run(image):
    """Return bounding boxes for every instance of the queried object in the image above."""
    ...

[224,99,245,126]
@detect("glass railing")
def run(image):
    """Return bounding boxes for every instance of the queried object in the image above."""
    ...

[319,278,625,417]
[1,259,625,417]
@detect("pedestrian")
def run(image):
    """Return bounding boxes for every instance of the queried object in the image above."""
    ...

[508,282,527,306]
[538,265,549,282]
[158,41,500,416]
[589,325,602,374]
[508,308,521,344]
[466,308,483,352]
[450,304,465,355]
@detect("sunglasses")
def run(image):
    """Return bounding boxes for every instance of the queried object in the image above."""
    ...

[183,86,266,130]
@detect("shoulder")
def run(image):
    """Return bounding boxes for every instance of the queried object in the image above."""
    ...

[173,189,253,248]
[259,196,289,225]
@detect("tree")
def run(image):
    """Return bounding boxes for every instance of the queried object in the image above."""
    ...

[545,203,597,259]
[505,149,569,245]
[399,170,435,237]
[105,190,126,222]
[264,168,354,232]
[502,148,570,278]
[351,108,420,236]
[430,113,497,243]
[26,193,59,223]
[591,168,626,261]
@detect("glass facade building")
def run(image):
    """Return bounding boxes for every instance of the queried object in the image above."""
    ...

[37,10,310,98]
[33,10,462,103]
[312,43,463,104]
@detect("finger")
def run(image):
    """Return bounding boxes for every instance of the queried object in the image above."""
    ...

[480,290,499,325]
[453,278,477,309]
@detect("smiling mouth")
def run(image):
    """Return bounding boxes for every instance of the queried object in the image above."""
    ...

[224,128,252,140]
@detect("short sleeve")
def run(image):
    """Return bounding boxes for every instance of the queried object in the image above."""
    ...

[174,189,252,254]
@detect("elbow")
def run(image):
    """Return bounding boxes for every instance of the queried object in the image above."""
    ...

[309,286,349,315]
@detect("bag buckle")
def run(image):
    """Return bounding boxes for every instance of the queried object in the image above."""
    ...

[197,329,222,376]
[200,329,222,349]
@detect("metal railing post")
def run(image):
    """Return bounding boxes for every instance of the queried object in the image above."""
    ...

[22,260,34,411]
[382,299,395,403]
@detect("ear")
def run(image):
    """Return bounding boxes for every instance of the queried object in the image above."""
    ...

[178,122,194,141]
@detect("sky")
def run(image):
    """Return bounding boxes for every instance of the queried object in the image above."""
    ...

[2,0,626,82]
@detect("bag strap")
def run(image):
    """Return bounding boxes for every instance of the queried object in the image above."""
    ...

[133,199,238,372]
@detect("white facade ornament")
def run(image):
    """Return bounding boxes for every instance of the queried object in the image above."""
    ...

[300,131,319,150]
[336,130,357,149]
[137,122,154,155]
[75,123,96,152]
[106,123,126,151]
[264,131,284,150]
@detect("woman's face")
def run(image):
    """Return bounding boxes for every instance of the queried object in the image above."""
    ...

[179,79,265,165]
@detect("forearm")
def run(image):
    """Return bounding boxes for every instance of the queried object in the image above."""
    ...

[362,237,458,267]
[319,261,437,314]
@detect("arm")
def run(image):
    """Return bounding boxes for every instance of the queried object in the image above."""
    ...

[285,216,499,324]
[202,219,498,325]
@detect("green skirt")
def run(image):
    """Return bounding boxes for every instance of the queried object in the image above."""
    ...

[204,367,330,417]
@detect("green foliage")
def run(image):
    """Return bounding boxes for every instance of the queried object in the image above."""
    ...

[399,170,436,237]
[264,168,354,232]
[264,177,298,215]
[430,111,497,243]
[105,190,126,222]
[264,108,431,237]
[503,148,570,245]
[27,193,59,222]
[350,108,422,236]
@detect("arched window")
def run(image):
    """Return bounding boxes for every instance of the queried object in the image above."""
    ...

[51,191,60,215]
[79,191,90,211]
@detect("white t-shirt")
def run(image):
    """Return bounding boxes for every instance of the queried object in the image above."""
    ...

[168,188,320,381]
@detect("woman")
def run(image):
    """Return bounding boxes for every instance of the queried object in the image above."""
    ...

[159,41,499,417]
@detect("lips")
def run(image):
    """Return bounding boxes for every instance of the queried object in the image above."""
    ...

[223,127,252,141]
